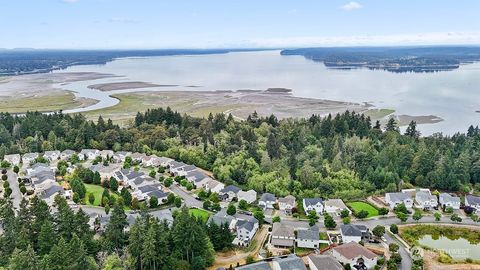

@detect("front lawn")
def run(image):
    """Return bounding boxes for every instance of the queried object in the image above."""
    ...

[189,208,210,222]
[85,184,120,206]
[347,201,379,218]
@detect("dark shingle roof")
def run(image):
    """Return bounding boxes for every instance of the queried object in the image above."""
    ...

[41,185,64,199]
[297,227,319,241]
[303,198,323,207]
[221,185,241,194]
[260,193,276,202]
[308,255,343,270]
[340,224,366,237]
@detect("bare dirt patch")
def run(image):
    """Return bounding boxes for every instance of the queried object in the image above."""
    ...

[88,81,177,91]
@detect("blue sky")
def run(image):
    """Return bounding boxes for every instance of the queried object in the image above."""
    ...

[1,0,480,49]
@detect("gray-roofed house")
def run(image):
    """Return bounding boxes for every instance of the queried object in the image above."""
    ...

[44,150,61,162]
[235,218,259,246]
[204,179,225,193]
[303,198,324,214]
[235,261,272,270]
[145,190,168,203]
[271,222,295,248]
[324,199,351,216]
[272,255,307,270]
[207,208,236,231]
[99,150,114,159]
[168,161,187,175]
[186,170,212,188]
[466,195,480,212]
[439,193,461,210]
[22,152,39,165]
[175,164,197,176]
[31,171,57,191]
[150,209,174,226]
[307,254,343,270]
[340,224,369,244]
[296,226,321,249]
[80,149,100,160]
[40,184,64,206]
[238,190,257,204]
[259,193,277,209]
[3,154,21,166]
[415,190,438,210]
[112,151,131,163]
[385,192,413,209]
[278,195,296,215]
[90,164,118,179]
[60,149,76,161]
[220,185,242,201]
[132,184,162,201]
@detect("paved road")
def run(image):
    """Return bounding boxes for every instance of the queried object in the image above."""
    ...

[385,232,412,270]
[169,183,203,208]
[6,171,22,210]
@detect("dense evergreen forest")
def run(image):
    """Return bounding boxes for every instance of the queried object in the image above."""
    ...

[1,108,480,200]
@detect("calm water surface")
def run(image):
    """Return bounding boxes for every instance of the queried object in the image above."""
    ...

[419,235,480,260]
[55,50,480,135]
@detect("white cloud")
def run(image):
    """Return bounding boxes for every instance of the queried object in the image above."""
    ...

[341,1,363,11]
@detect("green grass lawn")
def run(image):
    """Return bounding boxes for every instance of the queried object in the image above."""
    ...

[189,208,210,222]
[347,201,379,218]
[85,184,120,206]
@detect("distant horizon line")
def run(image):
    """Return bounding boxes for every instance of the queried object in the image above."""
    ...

[2,44,480,51]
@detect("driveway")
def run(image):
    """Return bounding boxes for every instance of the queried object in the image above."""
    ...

[168,183,202,208]
[6,170,22,210]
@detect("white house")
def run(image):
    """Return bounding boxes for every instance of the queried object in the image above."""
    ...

[332,242,378,270]
[465,195,480,211]
[60,150,76,161]
[204,179,225,193]
[99,150,114,160]
[439,193,461,210]
[296,226,321,249]
[340,224,369,244]
[415,190,438,210]
[278,195,296,215]
[385,192,413,209]
[22,152,39,165]
[307,255,343,270]
[259,193,277,209]
[3,154,21,166]
[186,170,212,188]
[220,185,241,201]
[31,171,57,192]
[235,218,259,246]
[44,150,61,162]
[324,199,351,216]
[168,161,187,175]
[112,151,131,163]
[238,190,257,204]
[176,164,197,177]
[303,198,324,214]
[80,149,100,160]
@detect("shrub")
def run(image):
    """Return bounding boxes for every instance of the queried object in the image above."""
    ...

[390,224,398,234]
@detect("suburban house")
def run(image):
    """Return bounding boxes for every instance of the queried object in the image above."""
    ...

[204,179,225,193]
[149,209,174,226]
[465,195,480,211]
[340,224,369,244]
[3,154,21,166]
[144,189,168,203]
[332,242,378,270]
[236,261,272,270]
[385,192,413,209]
[60,149,76,161]
[90,164,118,179]
[132,184,163,201]
[22,152,39,165]
[307,254,343,270]
[40,184,64,206]
[296,226,321,249]
[113,151,131,163]
[144,156,172,167]
[27,163,52,176]
[207,208,236,231]
[259,193,277,209]
[99,150,114,160]
[168,161,187,175]
[270,222,295,248]
[186,170,212,188]
[175,164,197,177]
[237,189,257,204]
[235,217,259,246]
[220,185,242,201]
[31,171,57,191]
[130,152,147,163]
[272,255,307,270]
[128,176,155,191]
[80,149,100,160]
[324,199,351,216]
[303,198,324,214]
[278,195,296,215]
[415,190,438,210]
[44,150,61,162]
[439,193,461,210]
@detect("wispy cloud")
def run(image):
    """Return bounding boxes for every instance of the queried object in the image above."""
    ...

[108,18,140,24]
[341,1,363,11]
[62,0,79,3]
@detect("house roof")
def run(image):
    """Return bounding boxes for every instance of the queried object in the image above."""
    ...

[260,193,276,202]
[126,171,144,180]
[235,261,272,270]
[41,185,64,199]
[340,224,367,237]
[303,198,323,207]
[416,191,437,203]
[387,192,411,202]
[236,219,256,232]
[297,227,319,241]
[271,222,294,238]
[272,255,307,270]
[324,199,348,209]
[169,161,186,169]
[206,179,223,189]
[333,242,377,260]
[149,209,174,224]
[137,184,161,193]
[278,195,296,205]
[308,255,343,270]
[80,149,98,154]
[147,190,168,199]
[221,185,241,194]
[439,193,460,204]
[181,164,197,172]
[186,170,209,182]
[61,149,76,155]
[466,195,480,205]
[44,150,60,156]
[23,152,39,158]
[208,208,235,227]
